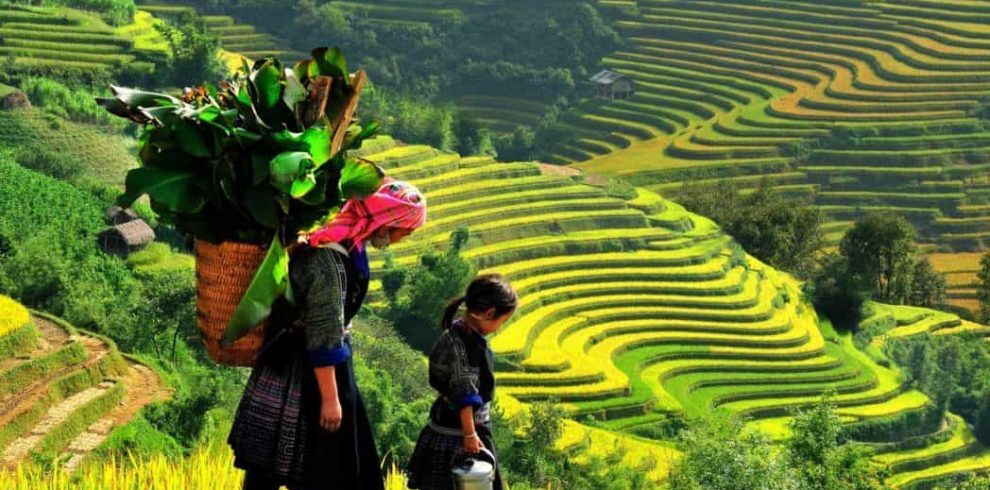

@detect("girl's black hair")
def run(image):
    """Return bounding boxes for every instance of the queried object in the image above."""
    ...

[441,273,518,330]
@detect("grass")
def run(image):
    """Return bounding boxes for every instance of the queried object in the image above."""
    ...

[0,440,410,489]
[125,243,194,274]
[0,108,137,188]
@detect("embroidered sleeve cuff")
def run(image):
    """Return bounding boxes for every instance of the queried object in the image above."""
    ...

[456,393,484,409]
[308,344,351,367]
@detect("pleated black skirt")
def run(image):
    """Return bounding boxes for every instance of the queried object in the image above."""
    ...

[227,327,384,489]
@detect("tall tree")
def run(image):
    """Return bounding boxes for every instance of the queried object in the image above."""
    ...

[809,253,871,329]
[839,213,916,302]
[909,257,947,309]
[676,179,823,279]
[155,11,225,86]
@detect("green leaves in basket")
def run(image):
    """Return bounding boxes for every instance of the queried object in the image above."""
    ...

[313,47,349,86]
[339,120,381,156]
[251,59,283,112]
[249,58,302,130]
[339,159,386,200]
[243,185,279,229]
[273,127,332,167]
[171,119,213,158]
[222,233,291,346]
[294,47,349,88]
[283,69,308,109]
[100,47,383,247]
[270,152,313,195]
[117,167,205,213]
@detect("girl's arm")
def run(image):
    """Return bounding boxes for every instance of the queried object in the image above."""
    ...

[460,405,483,453]
[315,366,341,432]
[428,330,485,451]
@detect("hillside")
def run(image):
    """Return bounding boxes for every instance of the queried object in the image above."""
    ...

[0,107,136,189]
[0,4,164,75]
[0,295,171,473]
[549,0,990,258]
[354,136,990,488]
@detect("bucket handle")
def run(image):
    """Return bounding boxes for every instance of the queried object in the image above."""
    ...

[451,446,497,469]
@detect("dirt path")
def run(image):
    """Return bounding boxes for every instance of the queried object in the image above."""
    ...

[538,163,583,179]
[0,330,108,427]
[63,360,174,472]
[0,381,117,466]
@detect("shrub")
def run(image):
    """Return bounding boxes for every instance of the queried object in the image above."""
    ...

[669,414,797,490]
[382,226,475,351]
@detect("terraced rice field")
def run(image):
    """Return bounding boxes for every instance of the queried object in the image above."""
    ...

[0,296,171,473]
[355,136,990,487]
[136,3,304,62]
[560,0,990,251]
[328,0,482,27]
[929,251,985,315]
[453,95,550,135]
[0,4,162,73]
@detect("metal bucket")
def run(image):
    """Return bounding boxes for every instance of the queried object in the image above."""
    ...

[451,447,496,490]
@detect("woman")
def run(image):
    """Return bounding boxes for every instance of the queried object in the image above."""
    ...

[227,179,427,490]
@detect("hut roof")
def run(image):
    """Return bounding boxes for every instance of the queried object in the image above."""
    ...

[105,205,139,223]
[590,69,628,85]
[111,219,155,246]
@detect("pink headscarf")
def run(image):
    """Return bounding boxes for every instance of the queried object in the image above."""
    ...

[307,178,427,252]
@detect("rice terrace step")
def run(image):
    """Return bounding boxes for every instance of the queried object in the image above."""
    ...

[0,303,172,473]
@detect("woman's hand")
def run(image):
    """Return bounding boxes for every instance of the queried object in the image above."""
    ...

[314,366,341,432]
[463,432,483,453]
[320,396,343,433]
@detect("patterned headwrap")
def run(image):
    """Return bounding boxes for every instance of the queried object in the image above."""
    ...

[307,178,427,254]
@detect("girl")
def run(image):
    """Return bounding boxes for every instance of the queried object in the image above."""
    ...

[227,180,427,490]
[407,274,519,490]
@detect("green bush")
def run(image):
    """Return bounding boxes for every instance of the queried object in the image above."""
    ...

[494,401,651,490]
[381,227,476,351]
[359,84,457,151]
[886,334,990,445]
[350,317,433,466]
[669,413,796,490]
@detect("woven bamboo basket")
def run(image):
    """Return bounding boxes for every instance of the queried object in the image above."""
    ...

[194,239,269,367]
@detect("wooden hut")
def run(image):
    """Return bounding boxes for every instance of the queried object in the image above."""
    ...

[98,219,155,256]
[590,69,633,100]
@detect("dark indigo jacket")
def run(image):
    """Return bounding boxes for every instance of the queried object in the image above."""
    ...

[427,318,496,428]
[286,244,369,367]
